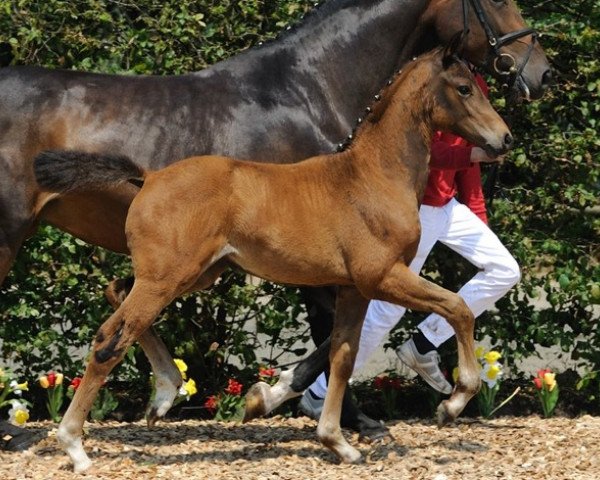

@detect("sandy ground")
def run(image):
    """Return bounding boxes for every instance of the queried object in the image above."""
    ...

[1,415,599,480]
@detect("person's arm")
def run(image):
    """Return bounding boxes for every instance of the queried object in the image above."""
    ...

[456,164,488,224]
[430,132,473,170]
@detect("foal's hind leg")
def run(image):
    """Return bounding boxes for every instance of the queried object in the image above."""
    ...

[105,261,228,427]
[58,278,181,473]
[317,286,369,463]
[372,263,480,426]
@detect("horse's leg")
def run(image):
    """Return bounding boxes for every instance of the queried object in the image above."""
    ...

[105,277,183,426]
[58,278,179,473]
[244,336,331,422]
[104,261,228,427]
[317,286,368,463]
[373,263,480,425]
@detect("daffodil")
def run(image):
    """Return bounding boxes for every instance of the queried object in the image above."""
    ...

[8,400,29,426]
[475,346,486,360]
[174,359,188,380]
[452,367,460,383]
[183,379,198,398]
[480,362,502,389]
[10,380,28,395]
[484,350,502,365]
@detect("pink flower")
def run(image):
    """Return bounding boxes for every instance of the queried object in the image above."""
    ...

[533,377,543,390]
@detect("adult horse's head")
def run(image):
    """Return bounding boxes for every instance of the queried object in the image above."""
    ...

[429,44,513,157]
[429,0,551,100]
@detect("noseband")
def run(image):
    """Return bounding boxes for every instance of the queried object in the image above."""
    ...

[462,0,537,92]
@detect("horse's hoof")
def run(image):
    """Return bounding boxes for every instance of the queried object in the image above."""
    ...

[358,423,392,444]
[340,446,363,464]
[146,408,159,428]
[436,400,454,428]
[242,382,269,423]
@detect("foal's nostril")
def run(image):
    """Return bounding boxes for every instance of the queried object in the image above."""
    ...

[541,69,553,88]
[504,133,514,148]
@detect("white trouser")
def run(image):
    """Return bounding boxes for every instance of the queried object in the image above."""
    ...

[309,198,520,398]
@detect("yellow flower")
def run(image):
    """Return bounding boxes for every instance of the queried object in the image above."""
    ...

[543,372,557,391]
[486,364,501,381]
[14,409,29,425]
[55,373,64,386]
[475,346,486,360]
[8,401,29,426]
[452,367,460,383]
[484,351,502,365]
[174,359,188,380]
[16,381,28,392]
[39,375,50,389]
[184,378,198,397]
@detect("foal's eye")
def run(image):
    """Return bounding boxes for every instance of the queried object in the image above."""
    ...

[457,85,472,97]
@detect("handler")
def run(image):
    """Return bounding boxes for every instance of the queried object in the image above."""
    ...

[300,73,521,416]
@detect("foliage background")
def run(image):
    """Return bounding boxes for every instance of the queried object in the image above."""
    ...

[0,0,598,413]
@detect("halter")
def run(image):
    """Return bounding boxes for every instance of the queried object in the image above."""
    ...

[462,0,537,93]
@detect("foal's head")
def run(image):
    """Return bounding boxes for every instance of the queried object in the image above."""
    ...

[428,48,513,157]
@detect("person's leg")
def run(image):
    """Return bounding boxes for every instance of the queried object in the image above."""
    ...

[301,205,443,406]
[416,199,520,347]
[398,199,520,392]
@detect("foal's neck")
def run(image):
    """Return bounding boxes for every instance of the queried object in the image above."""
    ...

[350,60,437,190]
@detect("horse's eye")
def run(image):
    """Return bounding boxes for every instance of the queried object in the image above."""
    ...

[457,85,472,97]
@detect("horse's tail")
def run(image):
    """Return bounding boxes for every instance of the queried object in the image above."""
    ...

[34,150,146,194]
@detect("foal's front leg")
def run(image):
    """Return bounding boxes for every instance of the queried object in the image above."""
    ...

[374,263,480,425]
[317,286,369,463]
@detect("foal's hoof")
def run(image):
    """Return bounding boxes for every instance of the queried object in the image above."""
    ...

[340,446,363,464]
[436,400,455,428]
[146,408,160,428]
[243,382,269,423]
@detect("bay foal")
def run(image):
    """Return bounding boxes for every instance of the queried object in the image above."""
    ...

[34,47,512,472]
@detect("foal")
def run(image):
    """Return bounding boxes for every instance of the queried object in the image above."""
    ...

[34,47,511,472]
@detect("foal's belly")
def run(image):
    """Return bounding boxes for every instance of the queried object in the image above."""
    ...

[227,243,353,287]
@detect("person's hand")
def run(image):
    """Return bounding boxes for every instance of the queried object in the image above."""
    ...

[470,147,504,163]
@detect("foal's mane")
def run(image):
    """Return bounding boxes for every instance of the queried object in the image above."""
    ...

[342,48,444,148]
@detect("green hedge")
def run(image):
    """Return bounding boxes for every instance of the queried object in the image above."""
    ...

[0,1,598,403]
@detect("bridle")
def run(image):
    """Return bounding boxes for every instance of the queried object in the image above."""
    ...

[462,0,537,94]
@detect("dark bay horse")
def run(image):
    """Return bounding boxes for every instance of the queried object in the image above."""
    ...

[34,45,512,472]
[2,0,549,433]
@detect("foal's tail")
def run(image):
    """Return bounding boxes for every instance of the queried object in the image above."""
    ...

[34,150,146,194]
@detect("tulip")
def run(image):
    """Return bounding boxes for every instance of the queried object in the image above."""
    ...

[543,372,557,392]
[39,375,50,389]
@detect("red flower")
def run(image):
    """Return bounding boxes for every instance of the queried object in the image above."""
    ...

[259,367,277,378]
[47,372,57,388]
[390,378,402,390]
[373,376,386,390]
[225,379,243,396]
[533,377,543,390]
[70,377,82,391]
[204,395,218,413]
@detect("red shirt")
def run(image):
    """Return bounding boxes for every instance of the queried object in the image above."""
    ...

[421,75,489,224]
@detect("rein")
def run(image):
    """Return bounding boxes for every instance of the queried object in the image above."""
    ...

[462,0,537,93]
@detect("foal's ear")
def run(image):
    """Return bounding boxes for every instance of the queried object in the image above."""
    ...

[442,32,466,70]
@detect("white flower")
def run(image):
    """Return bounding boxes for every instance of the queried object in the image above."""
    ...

[8,400,30,426]
[480,362,503,389]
